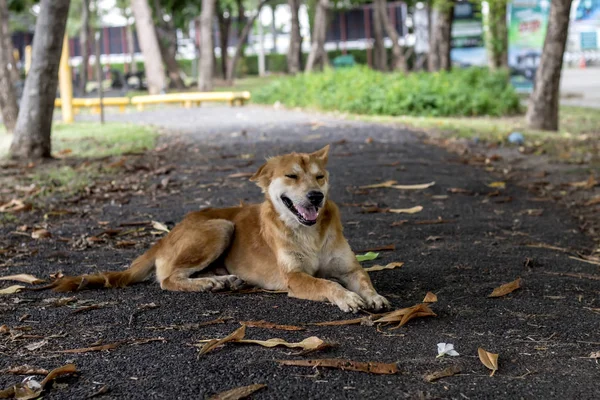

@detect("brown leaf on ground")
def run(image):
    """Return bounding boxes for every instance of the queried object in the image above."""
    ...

[424,365,461,382]
[31,229,51,239]
[364,262,404,272]
[227,172,254,179]
[58,342,123,354]
[568,175,597,189]
[0,285,25,295]
[478,348,499,376]
[542,271,600,281]
[584,196,600,206]
[87,385,110,399]
[198,325,247,356]
[240,320,305,331]
[0,199,32,212]
[115,240,137,248]
[447,188,474,195]
[310,315,381,326]
[2,364,77,400]
[1,366,49,375]
[391,182,435,190]
[568,256,600,267]
[151,221,170,233]
[388,206,423,214]
[355,244,396,253]
[423,292,438,303]
[208,383,266,400]
[233,337,331,354]
[374,303,437,329]
[276,359,398,375]
[489,278,522,298]
[358,180,397,189]
[487,181,506,189]
[0,274,44,285]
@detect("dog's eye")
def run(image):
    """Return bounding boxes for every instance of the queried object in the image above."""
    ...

[316,175,325,180]
[285,174,298,179]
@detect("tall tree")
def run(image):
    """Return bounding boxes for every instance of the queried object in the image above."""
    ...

[525,0,573,131]
[287,0,301,74]
[0,0,20,133]
[116,0,137,73]
[428,0,454,72]
[198,0,216,90]
[216,0,232,80]
[305,0,329,72]
[372,0,387,71]
[226,0,270,83]
[1,0,20,83]
[131,0,166,94]
[79,0,90,95]
[10,0,71,159]
[486,0,508,70]
[152,0,186,89]
[374,0,408,72]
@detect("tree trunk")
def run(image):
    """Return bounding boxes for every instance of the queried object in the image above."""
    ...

[131,0,166,94]
[305,0,329,72]
[372,0,387,71]
[126,23,137,73]
[0,0,19,133]
[270,5,278,53]
[9,0,70,159]
[428,1,454,72]
[287,0,301,74]
[226,0,270,84]
[487,0,508,70]
[525,0,573,131]
[155,26,186,89]
[198,0,216,91]
[375,0,407,72]
[1,0,19,83]
[79,0,90,96]
[216,2,231,80]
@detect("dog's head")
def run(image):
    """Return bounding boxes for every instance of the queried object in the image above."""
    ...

[250,145,330,227]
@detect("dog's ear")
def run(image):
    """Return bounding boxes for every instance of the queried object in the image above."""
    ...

[250,161,272,191]
[311,145,330,165]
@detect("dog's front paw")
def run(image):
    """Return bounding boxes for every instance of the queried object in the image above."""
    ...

[332,291,366,313]
[363,293,391,311]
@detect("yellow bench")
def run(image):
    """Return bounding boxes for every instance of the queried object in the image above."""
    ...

[55,97,130,113]
[130,91,251,111]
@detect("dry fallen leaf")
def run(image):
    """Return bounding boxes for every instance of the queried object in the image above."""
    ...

[240,320,305,331]
[1,366,49,376]
[198,325,247,356]
[151,221,170,233]
[0,199,32,212]
[374,303,437,329]
[388,206,423,214]
[424,365,461,382]
[0,285,25,295]
[358,180,397,189]
[4,364,77,400]
[391,181,435,190]
[568,175,597,189]
[423,292,438,303]
[208,383,266,400]
[58,342,123,354]
[25,340,48,351]
[489,278,522,298]
[447,188,473,194]
[233,336,331,353]
[276,358,398,375]
[31,229,51,239]
[364,262,404,272]
[487,181,506,189]
[478,347,499,376]
[311,315,381,326]
[227,172,254,179]
[0,274,45,285]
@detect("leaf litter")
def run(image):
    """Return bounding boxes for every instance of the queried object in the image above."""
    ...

[364,262,404,272]
[478,348,499,376]
[276,359,398,375]
[240,320,304,331]
[208,383,266,400]
[0,364,77,399]
[423,292,438,303]
[424,365,462,382]
[355,252,379,262]
[374,303,437,329]
[0,274,45,285]
[489,278,522,298]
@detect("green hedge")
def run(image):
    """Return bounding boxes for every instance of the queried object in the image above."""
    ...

[253,66,522,117]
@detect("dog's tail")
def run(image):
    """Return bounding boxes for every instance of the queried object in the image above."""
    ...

[51,241,161,292]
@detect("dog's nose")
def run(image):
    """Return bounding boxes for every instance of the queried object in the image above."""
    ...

[307,191,324,206]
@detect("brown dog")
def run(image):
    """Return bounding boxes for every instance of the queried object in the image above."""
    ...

[53,146,390,312]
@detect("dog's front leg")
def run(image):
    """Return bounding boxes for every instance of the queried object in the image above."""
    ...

[286,271,366,313]
[325,247,390,311]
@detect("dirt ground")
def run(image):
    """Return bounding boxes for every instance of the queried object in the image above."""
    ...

[1,107,599,399]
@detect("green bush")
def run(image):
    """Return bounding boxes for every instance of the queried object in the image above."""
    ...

[253,66,522,117]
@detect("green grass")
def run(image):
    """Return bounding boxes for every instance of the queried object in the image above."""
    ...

[213,75,282,93]
[52,122,158,158]
[31,164,99,198]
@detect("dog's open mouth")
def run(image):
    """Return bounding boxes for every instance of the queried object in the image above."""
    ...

[281,195,319,226]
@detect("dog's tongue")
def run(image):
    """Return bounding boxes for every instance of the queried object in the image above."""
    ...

[296,204,318,221]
